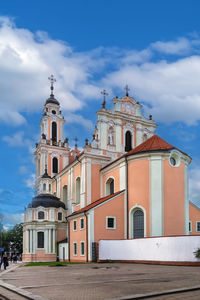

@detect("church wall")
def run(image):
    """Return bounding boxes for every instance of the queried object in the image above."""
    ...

[69,216,87,262]
[102,168,120,197]
[91,164,101,202]
[52,180,56,195]
[57,228,67,242]
[60,172,68,201]
[128,158,150,237]
[163,160,185,236]
[189,203,200,235]
[59,155,63,172]
[94,193,125,242]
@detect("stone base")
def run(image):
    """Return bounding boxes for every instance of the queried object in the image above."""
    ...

[22,250,56,262]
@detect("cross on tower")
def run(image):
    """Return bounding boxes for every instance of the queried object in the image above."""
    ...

[101,89,108,109]
[124,84,130,97]
[48,74,56,96]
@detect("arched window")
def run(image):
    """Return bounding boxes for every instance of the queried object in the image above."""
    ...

[43,183,46,192]
[52,122,57,142]
[75,177,81,204]
[49,184,51,192]
[52,157,58,173]
[106,178,114,196]
[133,209,144,238]
[63,185,68,208]
[37,232,44,248]
[125,131,132,152]
[108,126,114,145]
[38,211,44,220]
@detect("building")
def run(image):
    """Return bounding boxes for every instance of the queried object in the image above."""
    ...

[22,77,200,262]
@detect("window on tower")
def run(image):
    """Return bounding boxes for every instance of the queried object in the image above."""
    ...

[125,131,132,152]
[52,122,57,142]
[52,157,58,173]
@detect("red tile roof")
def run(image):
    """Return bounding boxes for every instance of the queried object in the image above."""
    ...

[67,190,125,218]
[125,135,174,156]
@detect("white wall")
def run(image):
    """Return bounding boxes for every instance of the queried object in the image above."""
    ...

[99,236,200,262]
[58,243,68,261]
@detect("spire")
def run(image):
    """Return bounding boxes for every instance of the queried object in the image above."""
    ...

[46,75,60,105]
[101,89,108,109]
[48,74,56,97]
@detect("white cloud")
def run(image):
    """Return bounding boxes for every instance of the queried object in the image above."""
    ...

[189,166,200,206]
[64,113,93,131]
[0,17,200,127]
[2,213,23,230]
[24,173,35,189]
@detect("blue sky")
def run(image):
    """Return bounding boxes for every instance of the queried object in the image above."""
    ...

[0,0,200,229]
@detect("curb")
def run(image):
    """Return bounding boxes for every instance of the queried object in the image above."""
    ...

[0,263,48,300]
[106,285,200,299]
[0,280,48,300]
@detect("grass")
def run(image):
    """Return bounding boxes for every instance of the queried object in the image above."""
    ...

[25,261,87,266]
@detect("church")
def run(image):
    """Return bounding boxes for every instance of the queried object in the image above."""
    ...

[22,76,200,262]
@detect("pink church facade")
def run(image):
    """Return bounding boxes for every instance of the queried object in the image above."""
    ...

[22,78,200,262]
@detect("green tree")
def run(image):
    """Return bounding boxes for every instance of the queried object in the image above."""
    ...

[2,223,23,254]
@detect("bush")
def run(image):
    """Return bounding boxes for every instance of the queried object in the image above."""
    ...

[194,248,200,258]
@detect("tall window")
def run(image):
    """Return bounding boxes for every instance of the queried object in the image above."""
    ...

[125,131,132,152]
[37,232,44,248]
[76,177,81,204]
[52,157,58,173]
[106,178,114,196]
[62,185,68,208]
[52,122,57,142]
[43,183,46,192]
[133,209,144,238]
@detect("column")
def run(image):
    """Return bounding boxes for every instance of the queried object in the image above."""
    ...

[27,230,30,253]
[53,229,55,253]
[49,229,51,253]
[32,230,36,254]
[30,230,33,254]
[23,231,25,254]
[45,229,48,253]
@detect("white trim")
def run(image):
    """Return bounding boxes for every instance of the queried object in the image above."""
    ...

[150,155,163,236]
[184,164,189,235]
[106,216,116,230]
[73,242,77,256]
[73,220,77,231]
[169,150,181,168]
[80,241,85,256]
[80,217,84,230]
[196,221,200,232]
[129,204,147,238]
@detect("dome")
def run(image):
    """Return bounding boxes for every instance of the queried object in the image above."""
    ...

[45,94,60,106]
[28,193,65,209]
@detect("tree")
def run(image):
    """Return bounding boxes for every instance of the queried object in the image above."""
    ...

[2,223,23,254]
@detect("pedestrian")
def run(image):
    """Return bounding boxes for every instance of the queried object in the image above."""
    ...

[2,253,8,270]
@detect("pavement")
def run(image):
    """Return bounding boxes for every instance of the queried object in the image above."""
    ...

[0,262,200,299]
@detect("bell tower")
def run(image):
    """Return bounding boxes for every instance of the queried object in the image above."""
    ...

[35,75,69,194]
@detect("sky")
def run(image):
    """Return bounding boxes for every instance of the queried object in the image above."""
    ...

[0,0,200,229]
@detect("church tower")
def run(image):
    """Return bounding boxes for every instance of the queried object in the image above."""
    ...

[22,76,68,262]
[35,75,69,194]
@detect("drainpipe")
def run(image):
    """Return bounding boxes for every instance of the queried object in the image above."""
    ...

[125,156,129,239]
[84,212,88,262]
[66,218,70,262]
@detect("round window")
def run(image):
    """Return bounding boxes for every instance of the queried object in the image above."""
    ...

[52,110,56,115]
[170,157,176,166]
